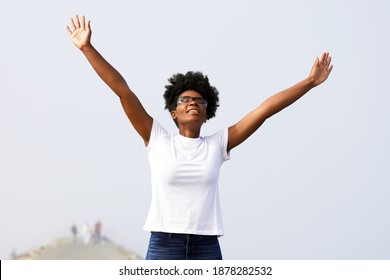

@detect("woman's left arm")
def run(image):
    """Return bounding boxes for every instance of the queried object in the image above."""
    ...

[227,52,333,151]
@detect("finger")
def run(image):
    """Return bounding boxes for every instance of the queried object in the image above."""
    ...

[75,15,81,28]
[69,18,76,31]
[66,25,72,35]
[315,56,320,66]
[80,15,85,29]
[327,55,332,66]
[327,56,333,72]
[86,20,91,31]
[320,52,328,65]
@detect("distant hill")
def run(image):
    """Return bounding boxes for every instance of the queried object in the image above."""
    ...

[13,238,142,260]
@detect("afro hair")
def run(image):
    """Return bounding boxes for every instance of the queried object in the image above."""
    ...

[163,71,220,121]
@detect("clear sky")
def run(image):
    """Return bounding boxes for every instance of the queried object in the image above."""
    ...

[1,0,390,260]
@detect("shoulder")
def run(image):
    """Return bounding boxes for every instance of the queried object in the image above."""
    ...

[205,128,230,161]
[151,119,169,135]
[145,119,171,151]
[205,128,229,153]
[206,128,228,143]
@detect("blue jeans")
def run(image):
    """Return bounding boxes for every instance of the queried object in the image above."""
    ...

[145,232,223,260]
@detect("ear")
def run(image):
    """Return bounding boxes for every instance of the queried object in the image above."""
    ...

[171,111,177,120]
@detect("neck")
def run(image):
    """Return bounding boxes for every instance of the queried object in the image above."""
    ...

[178,124,202,138]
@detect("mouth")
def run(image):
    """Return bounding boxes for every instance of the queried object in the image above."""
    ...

[187,109,200,114]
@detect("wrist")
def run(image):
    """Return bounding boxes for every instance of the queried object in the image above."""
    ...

[80,43,94,53]
[305,76,317,88]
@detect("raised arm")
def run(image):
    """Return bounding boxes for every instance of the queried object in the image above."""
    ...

[227,52,333,151]
[66,15,153,145]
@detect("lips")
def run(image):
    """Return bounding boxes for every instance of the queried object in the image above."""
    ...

[187,109,200,114]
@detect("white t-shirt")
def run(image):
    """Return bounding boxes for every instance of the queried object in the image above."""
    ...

[143,119,230,236]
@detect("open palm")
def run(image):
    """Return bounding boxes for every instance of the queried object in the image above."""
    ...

[66,15,91,50]
[309,52,333,87]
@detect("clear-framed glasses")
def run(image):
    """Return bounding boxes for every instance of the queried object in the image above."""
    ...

[177,96,208,107]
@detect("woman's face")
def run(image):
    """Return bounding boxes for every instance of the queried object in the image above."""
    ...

[171,90,208,127]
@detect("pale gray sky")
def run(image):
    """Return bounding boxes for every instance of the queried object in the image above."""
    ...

[1,0,390,259]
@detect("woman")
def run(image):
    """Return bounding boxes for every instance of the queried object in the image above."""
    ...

[66,15,333,260]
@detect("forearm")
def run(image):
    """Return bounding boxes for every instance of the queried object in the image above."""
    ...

[260,77,316,119]
[80,44,129,97]
[227,52,332,151]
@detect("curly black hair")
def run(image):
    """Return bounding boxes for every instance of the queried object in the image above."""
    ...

[163,71,220,123]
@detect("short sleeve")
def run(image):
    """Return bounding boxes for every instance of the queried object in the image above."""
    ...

[145,119,169,153]
[222,128,230,161]
[208,128,230,162]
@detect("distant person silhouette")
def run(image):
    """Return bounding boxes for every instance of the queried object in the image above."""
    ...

[94,220,102,244]
[81,223,92,245]
[71,224,78,244]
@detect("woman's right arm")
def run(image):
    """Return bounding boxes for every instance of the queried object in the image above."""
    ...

[66,15,152,145]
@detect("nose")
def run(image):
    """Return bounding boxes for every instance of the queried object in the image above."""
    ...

[188,98,198,105]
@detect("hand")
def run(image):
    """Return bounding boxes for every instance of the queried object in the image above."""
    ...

[66,15,91,50]
[309,52,333,87]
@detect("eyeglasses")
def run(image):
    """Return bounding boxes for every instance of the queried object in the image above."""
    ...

[177,96,208,107]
